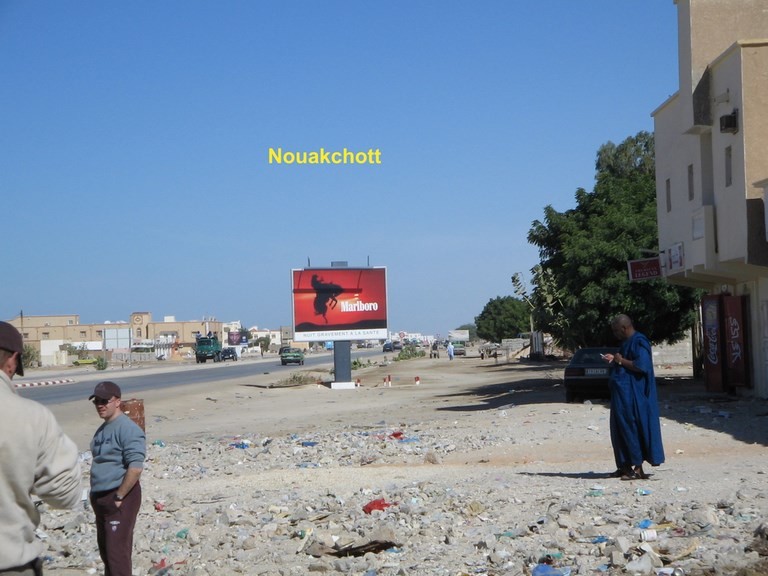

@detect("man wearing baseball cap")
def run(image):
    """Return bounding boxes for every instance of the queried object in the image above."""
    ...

[88,381,145,576]
[0,321,82,575]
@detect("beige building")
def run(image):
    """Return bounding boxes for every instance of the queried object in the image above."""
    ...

[7,312,223,365]
[653,0,768,396]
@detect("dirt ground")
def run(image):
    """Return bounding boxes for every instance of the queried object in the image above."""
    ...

[40,352,768,575]
[49,351,768,488]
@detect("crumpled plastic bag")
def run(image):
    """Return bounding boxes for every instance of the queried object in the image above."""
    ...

[362,498,394,514]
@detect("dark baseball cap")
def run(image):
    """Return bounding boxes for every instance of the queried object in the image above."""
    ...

[0,321,24,377]
[89,381,122,401]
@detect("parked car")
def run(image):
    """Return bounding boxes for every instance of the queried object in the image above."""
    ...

[451,341,467,356]
[220,347,238,361]
[563,347,617,403]
[280,347,305,366]
[73,357,98,366]
[392,340,403,351]
[382,341,394,352]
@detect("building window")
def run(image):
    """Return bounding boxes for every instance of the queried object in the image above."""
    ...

[67,319,74,325]
[687,164,694,201]
[136,328,142,338]
[725,146,732,187]
[96,330,102,337]
[42,332,49,339]
[665,178,672,212]
[80,331,86,338]
[22,333,29,339]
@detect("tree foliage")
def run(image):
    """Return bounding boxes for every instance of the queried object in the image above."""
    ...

[524,131,701,350]
[257,336,271,352]
[22,343,39,370]
[474,297,530,343]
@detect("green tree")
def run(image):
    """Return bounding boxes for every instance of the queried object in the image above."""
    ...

[257,336,271,353]
[22,343,40,370]
[525,131,701,350]
[474,297,530,342]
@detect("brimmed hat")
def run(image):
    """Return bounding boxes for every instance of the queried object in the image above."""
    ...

[0,321,24,377]
[89,381,122,401]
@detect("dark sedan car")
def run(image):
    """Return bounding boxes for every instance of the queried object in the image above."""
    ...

[563,347,617,403]
[220,347,238,361]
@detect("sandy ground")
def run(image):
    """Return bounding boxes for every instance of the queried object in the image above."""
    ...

[31,352,768,575]
[46,351,768,496]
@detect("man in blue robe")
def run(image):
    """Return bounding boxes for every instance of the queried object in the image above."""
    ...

[604,315,665,480]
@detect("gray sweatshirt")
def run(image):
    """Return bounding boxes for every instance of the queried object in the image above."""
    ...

[90,413,145,493]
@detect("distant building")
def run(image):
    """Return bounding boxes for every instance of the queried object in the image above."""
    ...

[248,327,282,350]
[7,312,223,367]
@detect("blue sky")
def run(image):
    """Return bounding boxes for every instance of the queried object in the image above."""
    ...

[0,1,679,337]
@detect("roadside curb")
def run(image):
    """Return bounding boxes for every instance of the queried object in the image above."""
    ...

[14,378,75,389]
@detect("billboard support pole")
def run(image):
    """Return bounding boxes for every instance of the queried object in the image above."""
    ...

[333,341,352,384]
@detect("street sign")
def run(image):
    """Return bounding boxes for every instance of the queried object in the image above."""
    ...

[627,257,662,282]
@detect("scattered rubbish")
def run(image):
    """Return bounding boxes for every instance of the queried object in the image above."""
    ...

[657,569,682,575]
[495,528,526,539]
[532,563,571,575]
[363,498,394,514]
[24,419,760,575]
[641,529,658,542]
[330,539,400,557]
[398,436,420,443]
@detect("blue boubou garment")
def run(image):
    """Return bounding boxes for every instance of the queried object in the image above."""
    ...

[609,331,665,468]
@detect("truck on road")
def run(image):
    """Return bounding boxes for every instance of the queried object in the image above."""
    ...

[195,335,222,363]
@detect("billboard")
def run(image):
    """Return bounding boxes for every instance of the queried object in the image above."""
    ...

[227,331,248,346]
[291,267,388,341]
[448,329,469,342]
[104,327,131,350]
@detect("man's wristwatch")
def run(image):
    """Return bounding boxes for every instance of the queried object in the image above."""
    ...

[114,493,124,501]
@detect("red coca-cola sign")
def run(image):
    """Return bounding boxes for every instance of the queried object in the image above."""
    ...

[701,295,723,392]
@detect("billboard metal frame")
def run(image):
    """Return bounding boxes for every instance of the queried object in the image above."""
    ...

[291,267,388,342]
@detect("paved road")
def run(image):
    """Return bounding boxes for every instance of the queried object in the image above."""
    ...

[17,349,383,406]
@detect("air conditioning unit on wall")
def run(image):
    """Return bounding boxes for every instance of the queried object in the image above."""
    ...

[719,109,739,134]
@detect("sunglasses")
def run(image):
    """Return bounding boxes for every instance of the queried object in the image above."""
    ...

[92,398,113,406]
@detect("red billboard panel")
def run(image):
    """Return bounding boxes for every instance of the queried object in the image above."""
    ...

[627,257,662,281]
[291,267,388,342]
